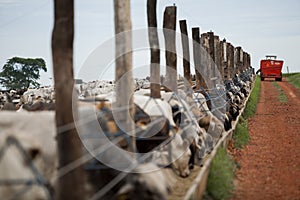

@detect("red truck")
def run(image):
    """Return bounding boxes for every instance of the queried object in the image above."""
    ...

[260,55,284,81]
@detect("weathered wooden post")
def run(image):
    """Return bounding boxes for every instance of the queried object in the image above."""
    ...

[163,6,177,92]
[114,0,135,152]
[227,42,235,79]
[234,47,239,75]
[208,31,216,87]
[207,32,215,61]
[247,53,250,69]
[207,31,216,88]
[200,32,211,88]
[221,39,228,80]
[51,0,85,199]
[248,53,251,69]
[244,52,251,70]
[192,27,207,90]
[234,46,242,75]
[179,20,191,85]
[214,35,223,79]
[239,47,243,73]
[243,51,247,71]
[147,0,160,98]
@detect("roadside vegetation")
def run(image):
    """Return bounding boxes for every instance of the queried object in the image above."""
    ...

[283,73,300,90]
[272,82,288,103]
[234,77,260,149]
[205,76,261,200]
[243,77,261,119]
[233,116,249,149]
[205,147,234,200]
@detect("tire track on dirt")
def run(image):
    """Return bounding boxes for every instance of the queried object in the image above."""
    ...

[232,80,300,200]
[277,79,300,104]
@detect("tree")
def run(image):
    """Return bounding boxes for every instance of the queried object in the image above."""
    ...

[0,57,47,90]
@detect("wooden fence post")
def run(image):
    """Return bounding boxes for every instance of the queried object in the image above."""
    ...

[214,35,223,80]
[207,32,215,61]
[200,32,212,88]
[244,52,250,70]
[248,52,250,70]
[239,47,243,74]
[234,47,238,75]
[248,52,250,69]
[227,43,234,79]
[179,20,191,85]
[51,0,85,199]
[163,6,177,92]
[234,46,242,75]
[114,0,135,152]
[192,28,207,90]
[208,31,216,86]
[221,39,228,80]
[243,52,247,71]
[147,0,161,98]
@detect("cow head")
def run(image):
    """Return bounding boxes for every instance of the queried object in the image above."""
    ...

[116,163,171,200]
[0,135,50,200]
[169,134,191,178]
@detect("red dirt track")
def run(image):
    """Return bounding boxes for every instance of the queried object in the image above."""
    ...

[232,79,300,200]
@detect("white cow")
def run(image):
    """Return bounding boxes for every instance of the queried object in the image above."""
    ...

[133,94,176,127]
[134,90,208,168]
[21,87,55,105]
[0,102,188,200]
[116,163,174,200]
[0,111,56,200]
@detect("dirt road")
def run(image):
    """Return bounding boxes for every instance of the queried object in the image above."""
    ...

[232,79,300,200]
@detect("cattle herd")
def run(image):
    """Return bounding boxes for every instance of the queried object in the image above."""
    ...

[0,68,255,200]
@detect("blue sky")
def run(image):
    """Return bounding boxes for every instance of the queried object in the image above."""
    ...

[0,0,299,86]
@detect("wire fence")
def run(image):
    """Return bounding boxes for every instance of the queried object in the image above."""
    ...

[0,68,255,199]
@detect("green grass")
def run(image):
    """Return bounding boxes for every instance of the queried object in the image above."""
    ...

[282,72,299,77]
[243,77,261,119]
[233,116,250,149]
[205,147,234,200]
[284,73,300,90]
[235,76,261,148]
[272,82,288,103]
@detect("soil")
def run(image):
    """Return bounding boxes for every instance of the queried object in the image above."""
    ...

[231,78,300,200]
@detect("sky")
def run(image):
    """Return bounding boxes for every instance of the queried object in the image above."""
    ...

[0,0,299,86]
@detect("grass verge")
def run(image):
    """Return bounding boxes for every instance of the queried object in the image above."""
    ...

[283,73,300,90]
[234,76,261,148]
[205,147,234,200]
[272,82,288,103]
[233,116,249,149]
[243,77,261,119]
[234,77,261,148]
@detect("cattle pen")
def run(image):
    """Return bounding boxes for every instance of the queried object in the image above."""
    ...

[0,0,256,200]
